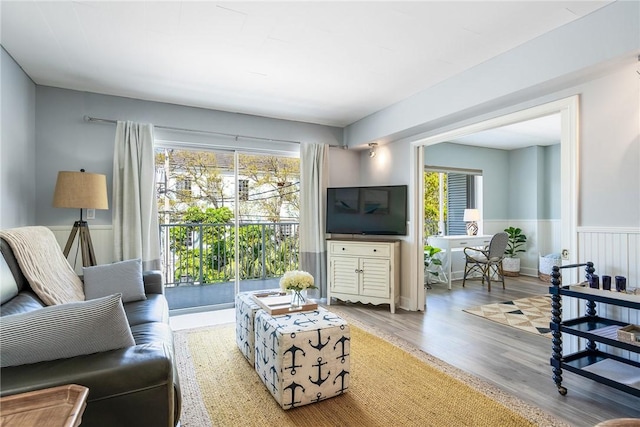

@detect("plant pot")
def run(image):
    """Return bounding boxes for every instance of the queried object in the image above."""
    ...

[502,257,521,277]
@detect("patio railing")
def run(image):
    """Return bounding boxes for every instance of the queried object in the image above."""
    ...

[159,222,299,287]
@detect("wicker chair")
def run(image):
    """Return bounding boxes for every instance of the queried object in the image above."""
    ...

[462,232,509,291]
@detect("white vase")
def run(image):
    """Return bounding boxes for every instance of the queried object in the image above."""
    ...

[503,257,521,277]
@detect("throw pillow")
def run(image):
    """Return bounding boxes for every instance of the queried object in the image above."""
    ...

[0,294,135,368]
[83,259,146,303]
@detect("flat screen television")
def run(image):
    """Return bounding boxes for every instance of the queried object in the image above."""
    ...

[326,185,407,235]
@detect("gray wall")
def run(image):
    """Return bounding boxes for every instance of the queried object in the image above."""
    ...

[34,86,343,227]
[345,1,639,148]
[507,145,559,221]
[422,143,560,222]
[351,1,639,229]
[423,142,509,220]
[1,47,36,228]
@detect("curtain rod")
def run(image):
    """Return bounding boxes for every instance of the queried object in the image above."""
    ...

[83,115,305,145]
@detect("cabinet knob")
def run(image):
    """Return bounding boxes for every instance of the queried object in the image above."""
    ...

[373,249,377,252]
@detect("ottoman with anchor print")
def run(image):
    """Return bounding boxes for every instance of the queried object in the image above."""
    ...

[254,307,350,409]
[235,290,275,366]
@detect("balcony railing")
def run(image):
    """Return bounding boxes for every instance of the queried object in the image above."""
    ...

[424,219,444,239]
[159,222,299,287]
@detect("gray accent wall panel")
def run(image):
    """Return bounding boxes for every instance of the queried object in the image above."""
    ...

[34,86,343,227]
[1,47,36,228]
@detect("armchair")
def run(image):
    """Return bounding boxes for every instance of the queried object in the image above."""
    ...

[462,232,509,291]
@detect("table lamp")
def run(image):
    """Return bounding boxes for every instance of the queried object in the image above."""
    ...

[53,169,108,267]
[463,209,480,236]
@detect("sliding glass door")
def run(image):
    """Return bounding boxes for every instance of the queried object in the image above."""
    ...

[155,147,300,312]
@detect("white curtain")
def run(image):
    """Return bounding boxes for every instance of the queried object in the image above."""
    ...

[112,121,161,270]
[299,144,328,298]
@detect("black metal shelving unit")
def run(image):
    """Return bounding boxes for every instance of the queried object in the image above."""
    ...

[549,262,640,396]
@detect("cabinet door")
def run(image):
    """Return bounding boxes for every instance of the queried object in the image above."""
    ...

[360,258,390,298]
[330,257,360,295]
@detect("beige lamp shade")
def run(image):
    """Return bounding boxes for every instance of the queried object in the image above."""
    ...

[463,209,480,222]
[53,171,109,209]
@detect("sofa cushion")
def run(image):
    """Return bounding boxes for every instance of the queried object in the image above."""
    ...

[123,294,169,327]
[0,294,135,368]
[0,291,45,316]
[83,259,146,303]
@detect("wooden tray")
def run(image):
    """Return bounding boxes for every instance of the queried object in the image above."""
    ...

[618,324,640,346]
[251,291,318,315]
[0,384,89,427]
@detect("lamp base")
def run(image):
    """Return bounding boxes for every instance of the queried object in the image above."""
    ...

[62,220,97,267]
[466,221,478,236]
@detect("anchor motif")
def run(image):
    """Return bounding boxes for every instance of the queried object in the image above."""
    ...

[261,318,271,332]
[309,356,329,386]
[293,316,318,327]
[269,330,279,357]
[333,369,350,394]
[283,344,305,375]
[283,381,305,409]
[255,347,263,368]
[269,365,279,393]
[243,313,252,333]
[311,392,324,403]
[323,313,342,323]
[261,337,270,364]
[309,329,329,350]
[334,335,350,363]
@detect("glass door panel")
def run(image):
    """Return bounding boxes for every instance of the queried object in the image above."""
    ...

[156,148,237,311]
[236,152,300,293]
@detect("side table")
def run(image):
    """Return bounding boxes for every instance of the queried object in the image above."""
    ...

[0,384,89,427]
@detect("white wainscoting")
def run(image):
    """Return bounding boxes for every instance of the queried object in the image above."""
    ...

[48,225,115,275]
[482,219,561,278]
[569,227,640,361]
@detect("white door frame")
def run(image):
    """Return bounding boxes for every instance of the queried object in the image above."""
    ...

[412,96,579,311]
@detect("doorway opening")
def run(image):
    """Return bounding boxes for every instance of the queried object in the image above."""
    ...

[413,96,579,311]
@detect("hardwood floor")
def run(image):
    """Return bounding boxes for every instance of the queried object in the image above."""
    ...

[328,275,640,427]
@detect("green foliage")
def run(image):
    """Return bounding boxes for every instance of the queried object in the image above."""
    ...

[423,171,446,236]
[156,149,302,285]
[424,172,443,220]
[424,245,443,283]
[238,154,300,222]
[169,207,235,283]
[504,226,527,258]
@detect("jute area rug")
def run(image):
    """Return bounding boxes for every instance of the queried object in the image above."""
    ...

[175,311,566,427]
[464,295,552,338]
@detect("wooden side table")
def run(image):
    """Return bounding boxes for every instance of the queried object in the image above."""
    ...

[0,384,88,427]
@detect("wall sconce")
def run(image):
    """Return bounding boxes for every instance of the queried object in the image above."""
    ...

[368,143,378,158]
[463,208,480,236]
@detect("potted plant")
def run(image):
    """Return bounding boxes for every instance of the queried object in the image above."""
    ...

[503,226,527,276]
[424,245,443,288]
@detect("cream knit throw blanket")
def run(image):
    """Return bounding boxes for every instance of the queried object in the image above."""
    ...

[0,226,85,305]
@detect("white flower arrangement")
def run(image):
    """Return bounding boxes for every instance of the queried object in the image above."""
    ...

[279,270,316,292]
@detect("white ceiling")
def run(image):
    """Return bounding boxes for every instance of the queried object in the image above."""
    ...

[449,113,562,150]
[1,1,610,132]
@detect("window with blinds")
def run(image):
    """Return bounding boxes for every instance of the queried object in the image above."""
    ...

[424,168,479,237]
[447,173,475,235]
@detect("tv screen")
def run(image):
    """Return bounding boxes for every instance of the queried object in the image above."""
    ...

[326,185,407,235]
